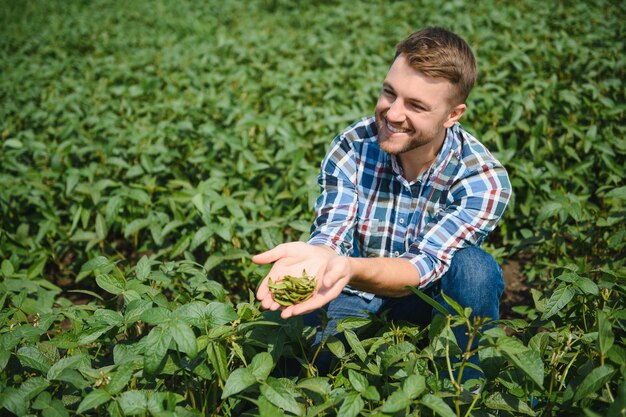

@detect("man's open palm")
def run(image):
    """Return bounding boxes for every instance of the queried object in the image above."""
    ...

[252,242,351,319]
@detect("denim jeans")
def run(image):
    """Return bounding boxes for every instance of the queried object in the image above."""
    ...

[302,247,505,381]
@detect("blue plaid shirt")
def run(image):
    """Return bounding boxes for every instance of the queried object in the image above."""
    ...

[308,116,511,295]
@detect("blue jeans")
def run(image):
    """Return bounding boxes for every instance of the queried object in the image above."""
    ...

[302,247,504,381]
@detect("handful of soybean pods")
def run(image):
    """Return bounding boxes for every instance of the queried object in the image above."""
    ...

[268,270,317,306]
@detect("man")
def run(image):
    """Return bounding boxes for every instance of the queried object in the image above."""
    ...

[253,27,511,379]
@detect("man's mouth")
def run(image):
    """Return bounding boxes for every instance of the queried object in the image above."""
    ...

[386,121,410,134]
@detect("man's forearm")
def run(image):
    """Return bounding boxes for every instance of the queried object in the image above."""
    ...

[348,256,421,297]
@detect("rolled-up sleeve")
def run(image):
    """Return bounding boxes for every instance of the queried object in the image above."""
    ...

[400,163,512,288]
[308,135,359,256]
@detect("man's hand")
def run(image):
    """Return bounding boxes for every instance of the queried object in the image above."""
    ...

[252,242,351,319]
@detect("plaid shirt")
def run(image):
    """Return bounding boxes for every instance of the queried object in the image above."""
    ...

[308,116,512,293]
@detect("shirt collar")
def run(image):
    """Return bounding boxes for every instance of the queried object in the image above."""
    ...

[389,123,462,186]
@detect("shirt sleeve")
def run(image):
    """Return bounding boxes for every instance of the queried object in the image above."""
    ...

[307,135,359,256]
[400,163,512,288]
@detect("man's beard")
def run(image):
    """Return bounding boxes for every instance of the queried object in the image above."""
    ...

[374,112,439,155]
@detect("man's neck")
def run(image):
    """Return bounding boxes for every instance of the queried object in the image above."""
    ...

[398,131,447,181]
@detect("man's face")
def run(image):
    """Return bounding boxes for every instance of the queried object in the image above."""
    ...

[374,54,464,156]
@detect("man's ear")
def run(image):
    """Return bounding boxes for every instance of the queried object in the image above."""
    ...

[443,103,466,128]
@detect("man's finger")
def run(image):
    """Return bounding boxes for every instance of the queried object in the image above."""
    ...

[251,243,289,265]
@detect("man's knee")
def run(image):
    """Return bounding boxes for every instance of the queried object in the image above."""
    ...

[442,247,504,299]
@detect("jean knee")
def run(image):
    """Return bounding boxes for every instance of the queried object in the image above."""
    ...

[444,247,504,299]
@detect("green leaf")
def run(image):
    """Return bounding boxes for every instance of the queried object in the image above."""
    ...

[1,259,14,277]
[135,255,151,280]
[344,329,367,362]
[118,390,148,415]
[81,256,113,274]
[541,284,575,320]
[205,302,238,327]
[207,342,229,383]
[260,378,302,415]
[250,351,274,381]
[485,392,536,416]
[297,377,331,396]
[573,365,616,402]
[420,393,456,417]
[348,369,368,393]
[503,348,544,387]
[141,307,172,324]
[19,376,50,401]
[326,336,346,359]
[441,291,465,316]
[597,310,614,356]
[16,346,52,374]
[76,389,112,413]
[403,374,426,400]
[96,273,125,295]
[406,285,450,316]
[107,363,134,395]
[169,321,198,358]
[382,390,411,413]
[47,354,86,381]
[221,368,257,399]
[143,326,172,375]
[337,391,364,417]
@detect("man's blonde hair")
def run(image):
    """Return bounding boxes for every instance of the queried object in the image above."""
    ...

[395,27,477,105]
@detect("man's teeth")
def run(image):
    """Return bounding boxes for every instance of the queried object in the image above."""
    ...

[387,123,408,133]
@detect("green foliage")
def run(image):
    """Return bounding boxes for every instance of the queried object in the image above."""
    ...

[1,0,625,416]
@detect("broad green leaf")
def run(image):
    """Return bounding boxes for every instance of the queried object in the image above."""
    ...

[107,363,134,395]
[541,284,575,320]
[297,377,331,396]
[382,390,411,413]
[260,378,302,415]
[337,391,364,417]
[19,377,49,401]
[16,346,52,374]
[420,393,456,417]
[76,389,112,413]
[96,273,125,295]
[140,307,172,324]
[348,369,368,393]
[221,368,257,399]
[81,256,114,274]
[597,310,614,356]
[1,259,14,277]
[485,392,536,416]
[143,326,171,375]
[503,348,544,387]
[205,302,238,327]
[0,388,27,416]
[403,374,426,400]
[573,365,616,402]
[169,321,198,358]
[135,255,151,280]
[207,342,229,383]
[258,395,286,417]
[326,336,346,359]
[47,354,86,381]
[344,329,367,362]
[250,351,273,381]
[118,390,148,415]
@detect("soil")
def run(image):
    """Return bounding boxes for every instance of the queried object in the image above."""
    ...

[500,258,533,319]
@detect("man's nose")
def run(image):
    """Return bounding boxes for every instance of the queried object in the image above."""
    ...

[386,99,405,122]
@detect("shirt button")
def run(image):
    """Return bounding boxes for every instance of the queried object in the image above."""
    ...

[399,218,405,224]
[394,251,400,257]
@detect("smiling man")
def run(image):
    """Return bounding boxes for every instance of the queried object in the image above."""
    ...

[253,27,512,380]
